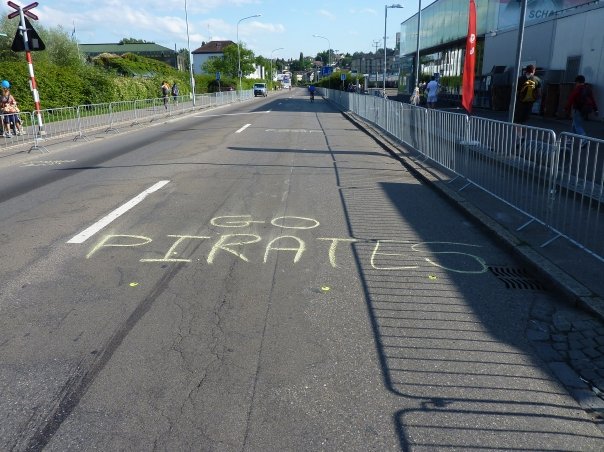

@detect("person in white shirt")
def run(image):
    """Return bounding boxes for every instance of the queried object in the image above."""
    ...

[425,77,439,108]
[410,86,421,106]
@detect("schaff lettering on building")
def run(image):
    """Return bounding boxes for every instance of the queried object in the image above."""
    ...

[528,9,559,20]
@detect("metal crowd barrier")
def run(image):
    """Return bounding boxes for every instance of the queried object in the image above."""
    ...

[0,111,34,149]
[552,133,604,256]
[322,88,604,261]
[0,90,254,152]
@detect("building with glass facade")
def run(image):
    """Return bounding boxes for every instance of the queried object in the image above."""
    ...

[398,0,603,115]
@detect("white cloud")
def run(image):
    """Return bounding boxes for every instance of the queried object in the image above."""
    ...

[349,8,377,16]
[318,9,336,20]
[250,22,285,33]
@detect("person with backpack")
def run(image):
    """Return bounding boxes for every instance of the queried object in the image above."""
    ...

[513,64,541,125]
[564,75,598,143]
[171,82,179,103]
[161,81,170,109]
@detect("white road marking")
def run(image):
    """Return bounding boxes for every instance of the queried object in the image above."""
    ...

[67,180,170,244]
[236,124,251,134]
[264,129,322,133]
[194,112,267,118]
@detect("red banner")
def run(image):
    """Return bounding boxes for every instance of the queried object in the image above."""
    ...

[462,0,477,113]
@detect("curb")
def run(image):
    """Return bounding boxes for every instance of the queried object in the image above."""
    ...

[340,110,604,323]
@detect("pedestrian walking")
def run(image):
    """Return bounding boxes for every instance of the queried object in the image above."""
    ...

[425,77,439,108]
[513,64,541,125]
[410,86,421,106]
[161,81,170,109]
[564,75,598,145]
[171,82,179,103]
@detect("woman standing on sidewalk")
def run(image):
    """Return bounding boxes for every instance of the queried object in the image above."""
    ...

[565,75,598,144]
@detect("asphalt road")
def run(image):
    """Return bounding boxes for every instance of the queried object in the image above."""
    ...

[0,88,602,451]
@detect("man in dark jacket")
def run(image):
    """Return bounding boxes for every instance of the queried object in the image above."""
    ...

[565,75,598,141]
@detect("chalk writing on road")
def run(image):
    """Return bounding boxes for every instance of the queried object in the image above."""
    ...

[84,215,488,274]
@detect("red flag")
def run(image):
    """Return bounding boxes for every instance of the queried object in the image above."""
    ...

[462,0,477,113]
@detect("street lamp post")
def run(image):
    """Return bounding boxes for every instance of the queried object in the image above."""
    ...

[384,4,403,97]
[508,0,529,123]
[270,47,284,91]
[415,0,422,90]
[184,0,195,106]
[237,14,261,95]
[312,34,331,85]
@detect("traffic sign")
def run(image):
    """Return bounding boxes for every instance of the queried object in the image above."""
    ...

[11,16,45,51]
[7,2,39,20]
[321,66,333,76]
[216,71,220,81]
[340,73,346,81]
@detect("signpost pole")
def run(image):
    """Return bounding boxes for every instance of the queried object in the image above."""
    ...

[20,10,44,135]
[8,2,45,136]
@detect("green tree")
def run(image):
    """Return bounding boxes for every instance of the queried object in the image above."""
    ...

[201,43,255,78]
[340,53,352,70]
[42,25,82,67]
[178,48,191,71]
[119,38,152,44]
[255,55,270,80]
[0,18,81,67]
[316,50,332,66]
[0,16,19,62]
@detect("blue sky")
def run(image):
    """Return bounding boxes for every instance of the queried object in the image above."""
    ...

[1,0,435,60]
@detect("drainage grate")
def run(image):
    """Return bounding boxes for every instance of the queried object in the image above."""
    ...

[488,266,548,291]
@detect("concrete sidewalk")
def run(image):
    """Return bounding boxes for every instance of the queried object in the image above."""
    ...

[343,107,604,419]
[386,88,604,141]
[462,107,604,141]
[351,103,604,316]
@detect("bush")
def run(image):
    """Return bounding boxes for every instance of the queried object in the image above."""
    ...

[0,53,197,111]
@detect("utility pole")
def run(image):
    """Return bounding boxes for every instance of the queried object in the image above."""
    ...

[373,40,381,89]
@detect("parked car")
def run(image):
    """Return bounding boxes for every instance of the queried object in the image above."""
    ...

[253,83,268,97]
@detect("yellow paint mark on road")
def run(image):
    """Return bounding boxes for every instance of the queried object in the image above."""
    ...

[129,282,139,287]
[140,235,210,263]
[86,234,153,259]
[317,238,357,268]
[207,234,262,264]
[264,236,305,263]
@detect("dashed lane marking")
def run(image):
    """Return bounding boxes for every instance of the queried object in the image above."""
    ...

[236,124,251,133]
[66,180,170,244]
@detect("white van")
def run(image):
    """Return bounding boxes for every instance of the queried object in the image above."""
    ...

[253,83,267,97]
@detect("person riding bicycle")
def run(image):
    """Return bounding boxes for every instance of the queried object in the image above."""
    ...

[309,84,316,102]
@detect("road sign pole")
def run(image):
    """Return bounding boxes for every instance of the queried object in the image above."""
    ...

[18,7,45,136]
[8,2,45,136]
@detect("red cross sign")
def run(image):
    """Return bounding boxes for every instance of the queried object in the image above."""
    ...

[7,2,39,20]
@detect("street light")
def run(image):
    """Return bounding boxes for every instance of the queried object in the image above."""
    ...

[415,0,422,91]
[508,0,529,123]
[184,0,195,106]
[312,34,331,82]
[384,4,403,97]
[237,14,261,94]
[270,47,284,91]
